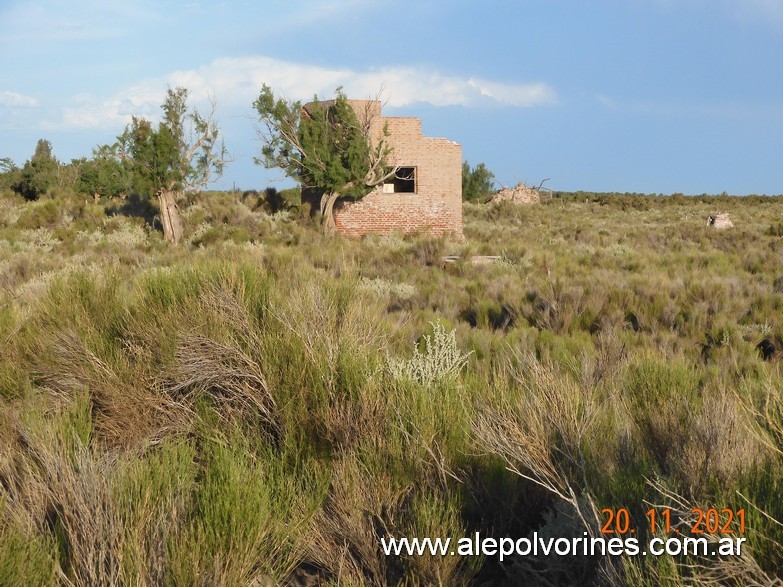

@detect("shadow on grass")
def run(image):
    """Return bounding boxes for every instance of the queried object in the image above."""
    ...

[105,193,162,232]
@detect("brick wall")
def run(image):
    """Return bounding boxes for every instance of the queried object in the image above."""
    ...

[303,100,463,238]
[333,192,463,237]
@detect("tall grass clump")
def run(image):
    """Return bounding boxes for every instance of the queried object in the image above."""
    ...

[473,353,611,583]
[166,427,326,585]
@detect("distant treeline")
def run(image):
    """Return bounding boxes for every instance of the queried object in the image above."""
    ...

[549,190,783,209]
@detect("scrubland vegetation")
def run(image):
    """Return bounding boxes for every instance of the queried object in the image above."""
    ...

[1,187,783,585]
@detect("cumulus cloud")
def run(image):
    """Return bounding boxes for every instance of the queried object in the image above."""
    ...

[52,86,163,130]
[48,55,557,130]
[161,56,557,110]
[0,91,38,108]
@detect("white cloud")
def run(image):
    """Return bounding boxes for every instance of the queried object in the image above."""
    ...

[48,55,557,130]
[466,78,557,107]
[51,85,163,130]
[0,91,38,108]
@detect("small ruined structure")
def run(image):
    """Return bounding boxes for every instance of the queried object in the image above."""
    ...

[707,213,733,229]
[301,100,463,238]
[489,183,541,205]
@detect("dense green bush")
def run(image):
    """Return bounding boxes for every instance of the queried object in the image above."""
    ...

[462,161,496,202]
[12,139,60,201]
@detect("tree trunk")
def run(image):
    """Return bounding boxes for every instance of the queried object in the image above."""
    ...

[319,192,340,235]
[158,189,185,245]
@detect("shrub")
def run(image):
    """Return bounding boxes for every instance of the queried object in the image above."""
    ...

[389,322,471,386]
[15,199,60,229]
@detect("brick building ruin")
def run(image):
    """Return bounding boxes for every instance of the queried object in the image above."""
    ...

[301,100,463,238]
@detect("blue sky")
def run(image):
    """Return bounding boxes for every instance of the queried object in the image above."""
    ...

[1,0,782,194]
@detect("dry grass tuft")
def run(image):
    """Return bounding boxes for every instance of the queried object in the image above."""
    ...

[474,353,601,505]
[3,420,124,585]
[33,330,184,449]
[306,458,400,586]
[170,332,277,433]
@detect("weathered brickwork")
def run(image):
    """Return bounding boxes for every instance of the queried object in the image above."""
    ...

[304,100,463,238]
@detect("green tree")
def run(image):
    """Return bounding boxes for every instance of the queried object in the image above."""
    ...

[462,161,496,202]
[76,146,132,199]
[0,157,19,191]
[252,85,395,233]
[114,87,227,244]
[13,139,59,200]
[0,157,16,174]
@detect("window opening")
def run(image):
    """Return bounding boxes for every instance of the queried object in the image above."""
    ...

[383,167,416,193]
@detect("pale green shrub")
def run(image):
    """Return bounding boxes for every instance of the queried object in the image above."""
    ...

[359,276,416,300]
[103,223,147,248]
[389,322,471,386]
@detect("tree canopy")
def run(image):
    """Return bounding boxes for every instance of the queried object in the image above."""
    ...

[462,161,496,202]
[111,87,227,243]
[0,157,19,191]
[252,85,395,231]
[76,146,131,199]
[13,139,59,200]
[115,87,226,198]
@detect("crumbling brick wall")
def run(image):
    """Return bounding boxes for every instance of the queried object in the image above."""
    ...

[489,183,541,205]
[303,100,463,238]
